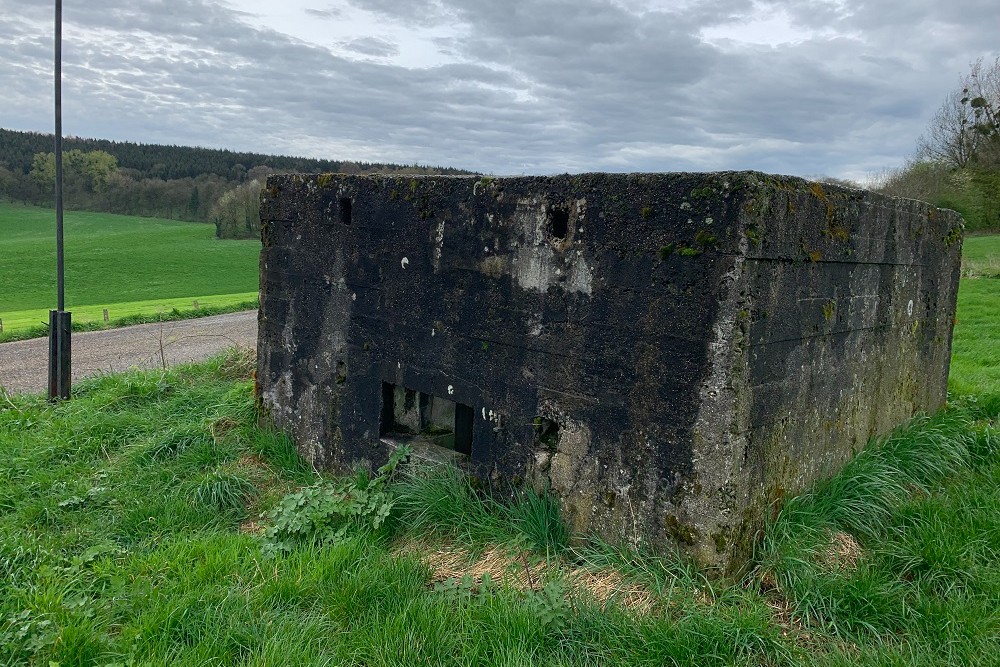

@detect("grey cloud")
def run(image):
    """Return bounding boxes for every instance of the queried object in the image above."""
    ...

[342,0,455,26]
[338,36,399,57]
[304,6,344,19]
[0,0,997,178]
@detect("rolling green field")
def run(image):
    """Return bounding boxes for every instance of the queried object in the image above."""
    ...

[0,204,259,334]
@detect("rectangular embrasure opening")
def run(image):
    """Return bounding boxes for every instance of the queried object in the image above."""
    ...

[339,197,353,225]
[380,382,472,456]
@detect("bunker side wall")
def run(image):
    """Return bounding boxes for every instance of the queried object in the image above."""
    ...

[732,178,963,559]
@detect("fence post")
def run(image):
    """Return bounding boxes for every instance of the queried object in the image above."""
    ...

[103,308,109,323]
[193,300,199,309]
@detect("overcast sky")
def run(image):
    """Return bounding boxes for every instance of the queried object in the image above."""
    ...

[1,0,997,180]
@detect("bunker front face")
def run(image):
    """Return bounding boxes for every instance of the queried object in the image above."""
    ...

[256,172,961,573]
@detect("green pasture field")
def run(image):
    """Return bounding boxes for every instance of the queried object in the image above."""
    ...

[951,235,1000,396]
[961,233,1000,278]
[0,204,259,334]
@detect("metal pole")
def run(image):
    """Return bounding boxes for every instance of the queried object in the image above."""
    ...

[55,0,64,312]
[49,0,71,401]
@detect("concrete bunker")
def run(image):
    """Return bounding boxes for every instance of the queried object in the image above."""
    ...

[256,172,963,573]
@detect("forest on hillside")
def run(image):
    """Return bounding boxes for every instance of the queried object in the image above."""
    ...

[0,128,473,237]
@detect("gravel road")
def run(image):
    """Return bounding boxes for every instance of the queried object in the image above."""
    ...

[0,310,258,395]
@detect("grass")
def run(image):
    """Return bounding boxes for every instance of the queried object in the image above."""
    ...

[0,352,793,666]
[951,236,1000,396]
[0,203,259,335]
[961,234,1000,279]
[0,236,996,665]
[0,292,258,343]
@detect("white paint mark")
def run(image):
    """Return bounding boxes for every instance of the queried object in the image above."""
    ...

[431,328,435,337]
[397,362,401,369]
[907,299,914,316]
[448,385,454,395]
[482,407,487,420]
[351,293,357,301]
[401,257,409,269]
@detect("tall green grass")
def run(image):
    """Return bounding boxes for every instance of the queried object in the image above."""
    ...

[0,203,259,330]
[0,353,794,666]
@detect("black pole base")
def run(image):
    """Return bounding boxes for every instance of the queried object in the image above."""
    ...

[48,310,71,401]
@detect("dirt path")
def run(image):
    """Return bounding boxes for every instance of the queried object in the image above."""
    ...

[0,311,258,395]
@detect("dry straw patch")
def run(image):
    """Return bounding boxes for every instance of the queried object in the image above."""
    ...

[216,345,257,380]
[819,531,864,571]
[210,416,241,441]
[398,540,659,614]
[240,519,266,535]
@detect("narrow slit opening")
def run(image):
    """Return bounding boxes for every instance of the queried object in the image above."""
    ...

[548,206,569,240]
[339,197,353,225]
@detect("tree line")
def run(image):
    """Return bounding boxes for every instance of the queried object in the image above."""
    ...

[870,56,1000,232]
[0,128,472,238]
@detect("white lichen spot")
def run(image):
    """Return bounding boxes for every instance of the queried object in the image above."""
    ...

[907,299,914,316]
[401,257,409,269]
[448,385,454,395]
[433,219,446,271]
[680,202,691,210]
[351,293,357,301]
[705,217,714,225]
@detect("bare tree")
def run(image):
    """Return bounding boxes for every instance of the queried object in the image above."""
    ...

[918,57,1000,168]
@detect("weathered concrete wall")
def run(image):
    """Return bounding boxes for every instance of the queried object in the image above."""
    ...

[257,172,962,573]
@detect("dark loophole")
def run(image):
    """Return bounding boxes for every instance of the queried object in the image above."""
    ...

[379,382,395,436]
[533,416,560,450]
[548,207,569,240]
[339,197,353,225]
[379,382,474,456]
